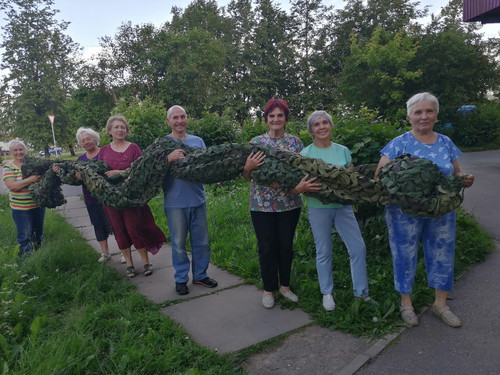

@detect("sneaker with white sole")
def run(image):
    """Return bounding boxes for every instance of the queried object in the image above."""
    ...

[98,253,111,263]
[323,294,336,311]
[120,254,126,264]
[262,293,275,309]
[279,288,298,302]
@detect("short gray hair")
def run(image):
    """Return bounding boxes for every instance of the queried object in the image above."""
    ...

[166,105,186,120]
[8,139,26,153]
[76,127,100,147]
[406,92,439,117]
[306,110,334,135]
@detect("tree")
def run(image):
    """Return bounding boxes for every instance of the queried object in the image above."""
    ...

[338,28,421,119]
[289,0,335,112]
[164,0,230,116]
[248,0,297,110]
[329,0,427,73]
[224,0,258,122]
[95,1,231,118]
[0,0,79,154]
[408,0,500,121]
[97,22,170,103]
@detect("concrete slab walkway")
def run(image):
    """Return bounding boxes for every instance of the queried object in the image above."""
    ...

[54,194,314,355]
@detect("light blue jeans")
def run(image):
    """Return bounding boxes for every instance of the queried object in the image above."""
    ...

[384,205,456,294]
[164,204,211,283]
[308,206,368,297]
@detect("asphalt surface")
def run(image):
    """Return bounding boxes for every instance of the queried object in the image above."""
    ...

[1,150,498,375]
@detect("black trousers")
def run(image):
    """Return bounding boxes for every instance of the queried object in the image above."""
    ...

[87,204,112,242]
[250,208,301,292]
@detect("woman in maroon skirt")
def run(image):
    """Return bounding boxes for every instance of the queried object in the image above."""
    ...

[99,115,166,278]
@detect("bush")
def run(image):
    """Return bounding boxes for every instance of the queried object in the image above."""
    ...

[331,107,407,165]
[235,118,268,143]
[442,101,500,147]
[188,112,238,146]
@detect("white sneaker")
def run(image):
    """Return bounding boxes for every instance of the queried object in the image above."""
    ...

[323,294,336,311]
[279,288,299,302]
[98,253,111,263]
[262,293,275,309]
[120,254,126,264]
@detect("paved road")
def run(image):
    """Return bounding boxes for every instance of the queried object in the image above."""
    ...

[356,150,500,375]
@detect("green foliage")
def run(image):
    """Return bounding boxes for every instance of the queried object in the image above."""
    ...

[110,97,168,149]
[339,28,422,120]
[236,118,268,143]
[410,27,498,121]
[3,0,500,138]
[188,112,238,146]
[65,85,115,133]
[0,0,80,151]
[331,107,408,165]
[443,101,500,147]
[285,119,308,140]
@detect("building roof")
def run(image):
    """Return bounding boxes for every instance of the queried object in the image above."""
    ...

[463,0,500,23]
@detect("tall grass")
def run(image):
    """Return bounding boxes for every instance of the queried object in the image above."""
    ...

[197,179,495,336]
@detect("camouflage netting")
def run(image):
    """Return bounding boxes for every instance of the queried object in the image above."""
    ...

[22,136,465,217]
[377,154,465,217]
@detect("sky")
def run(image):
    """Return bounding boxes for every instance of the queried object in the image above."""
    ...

[48,0,500,59]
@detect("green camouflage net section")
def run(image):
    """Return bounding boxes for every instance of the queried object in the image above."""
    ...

[377,153,465,217]
[23,136,183,208]
[22,138,465,216]
[22,156,67,208]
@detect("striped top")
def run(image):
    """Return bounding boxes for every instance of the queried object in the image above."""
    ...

[2,162,39,210]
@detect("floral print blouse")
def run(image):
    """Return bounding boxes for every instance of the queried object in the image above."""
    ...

[249,133,304,212]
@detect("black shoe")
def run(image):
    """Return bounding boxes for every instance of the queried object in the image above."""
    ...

[175,282,189,295]
[193,277,218,288]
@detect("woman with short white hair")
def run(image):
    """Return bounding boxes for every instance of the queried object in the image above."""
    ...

[375,92,474,327]
[3,139,45,255]
[75,127,115,263]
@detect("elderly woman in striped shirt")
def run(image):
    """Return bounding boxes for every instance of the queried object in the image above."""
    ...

[2,140,45,255]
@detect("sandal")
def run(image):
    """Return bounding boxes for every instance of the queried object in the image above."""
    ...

[126,266,136,278]
[400,305,419,326]
[432,305,462,327]
[144,264,153,276]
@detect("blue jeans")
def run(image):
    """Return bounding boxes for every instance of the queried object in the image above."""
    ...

[308,206,368,297]
[384,205,456,294]
[12,207,46,256]
[164,204,211,283]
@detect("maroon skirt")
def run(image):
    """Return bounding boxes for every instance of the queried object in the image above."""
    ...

[104,204,166,254]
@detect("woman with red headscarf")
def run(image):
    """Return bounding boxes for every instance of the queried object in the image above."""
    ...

[242,98,321,309]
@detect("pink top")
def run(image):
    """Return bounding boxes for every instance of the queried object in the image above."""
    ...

[98,143,142,170]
